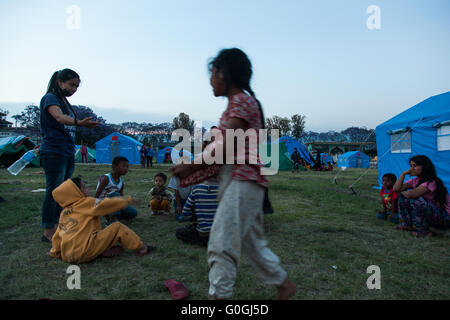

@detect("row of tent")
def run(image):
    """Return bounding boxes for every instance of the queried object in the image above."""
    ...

[93,133,339,169]
[0,132,368,170]
[3,91,447,190]
[274,91,450,191]
[261,136,370,170]
[277,91,450,192]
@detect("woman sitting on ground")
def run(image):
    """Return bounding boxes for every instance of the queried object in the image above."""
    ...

[393,155,450,237]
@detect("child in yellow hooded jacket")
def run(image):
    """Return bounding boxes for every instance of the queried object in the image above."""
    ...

[49,177,155,263]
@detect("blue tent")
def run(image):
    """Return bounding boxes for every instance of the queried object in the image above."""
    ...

[319,153,334,165]
[156,146,194,164]
[278,136,314,164]
[95,132,143,165]
[338,151,370,168]
[376,91,450,190]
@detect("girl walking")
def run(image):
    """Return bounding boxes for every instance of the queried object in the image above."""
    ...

[170,48,295,299]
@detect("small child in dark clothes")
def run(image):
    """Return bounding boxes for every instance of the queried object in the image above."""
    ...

[377,173,399,223]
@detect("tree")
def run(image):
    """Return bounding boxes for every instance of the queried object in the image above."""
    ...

[0,108,12,128]
[11,115,21,127]
[341,127,376,143]
[13,105,40,128]
[74,105,115,147]
[172,113,194,133]
[0,108,9,117]
[290,114,306,140]
[266,115,291,137]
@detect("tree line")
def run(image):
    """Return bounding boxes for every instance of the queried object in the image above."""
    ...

[2,105,375,148]
[265,114,375,145]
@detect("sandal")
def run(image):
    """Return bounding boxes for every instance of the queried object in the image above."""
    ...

[164,279,188,300]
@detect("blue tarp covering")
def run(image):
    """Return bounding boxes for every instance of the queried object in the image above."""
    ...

[95,132,142,165]
[375,91,450,190]
[278,136,314,164]
[0,136,27,150]
[156,146,194,164]
[337,151,370,168]
[0,135,40,167]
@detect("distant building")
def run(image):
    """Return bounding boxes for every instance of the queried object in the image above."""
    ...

[0,127,41,145]
[306,141,376,161]
[0,112,13,128]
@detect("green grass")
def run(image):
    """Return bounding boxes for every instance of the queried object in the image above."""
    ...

[0,164,449,300]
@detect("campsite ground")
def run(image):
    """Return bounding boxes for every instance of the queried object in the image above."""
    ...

[0,164,449,300]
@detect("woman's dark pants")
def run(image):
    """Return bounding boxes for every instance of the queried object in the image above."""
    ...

[41,152,75,229]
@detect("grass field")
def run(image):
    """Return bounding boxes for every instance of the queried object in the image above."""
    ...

[0,164,449,300]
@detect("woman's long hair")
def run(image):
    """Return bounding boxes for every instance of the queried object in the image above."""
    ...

[208,48,265,129]
[410,155,449,208]
[46,69,79,117]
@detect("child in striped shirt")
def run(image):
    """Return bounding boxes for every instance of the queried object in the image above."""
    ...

[175,178,219,246]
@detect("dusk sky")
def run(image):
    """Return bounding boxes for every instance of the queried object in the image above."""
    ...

[1,0,449,131]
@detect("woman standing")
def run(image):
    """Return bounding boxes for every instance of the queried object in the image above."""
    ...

[393,155,450,237]
[170,48,295,299]
[40,69,99,242]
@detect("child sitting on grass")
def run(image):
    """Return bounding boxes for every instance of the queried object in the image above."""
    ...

[49,177,155,263]
[95,156,138,225]
[376,173,399,223]
[175,178,219,246]
[149,172,173,216]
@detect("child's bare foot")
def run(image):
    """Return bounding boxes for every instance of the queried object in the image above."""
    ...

[149,211,157,216]
[137,245,156,256]
[163,211,170,216]
[276,278,296,300]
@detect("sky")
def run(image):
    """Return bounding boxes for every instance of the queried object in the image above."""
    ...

[0,0,449,132]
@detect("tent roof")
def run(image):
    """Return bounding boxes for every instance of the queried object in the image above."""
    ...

[0,135,35,152]
[339,151,368,159]
[377,91,450,129]
[278,136,313,164]
[98,132,142,145]
[279,136,301,144]
[159,146,174,151]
